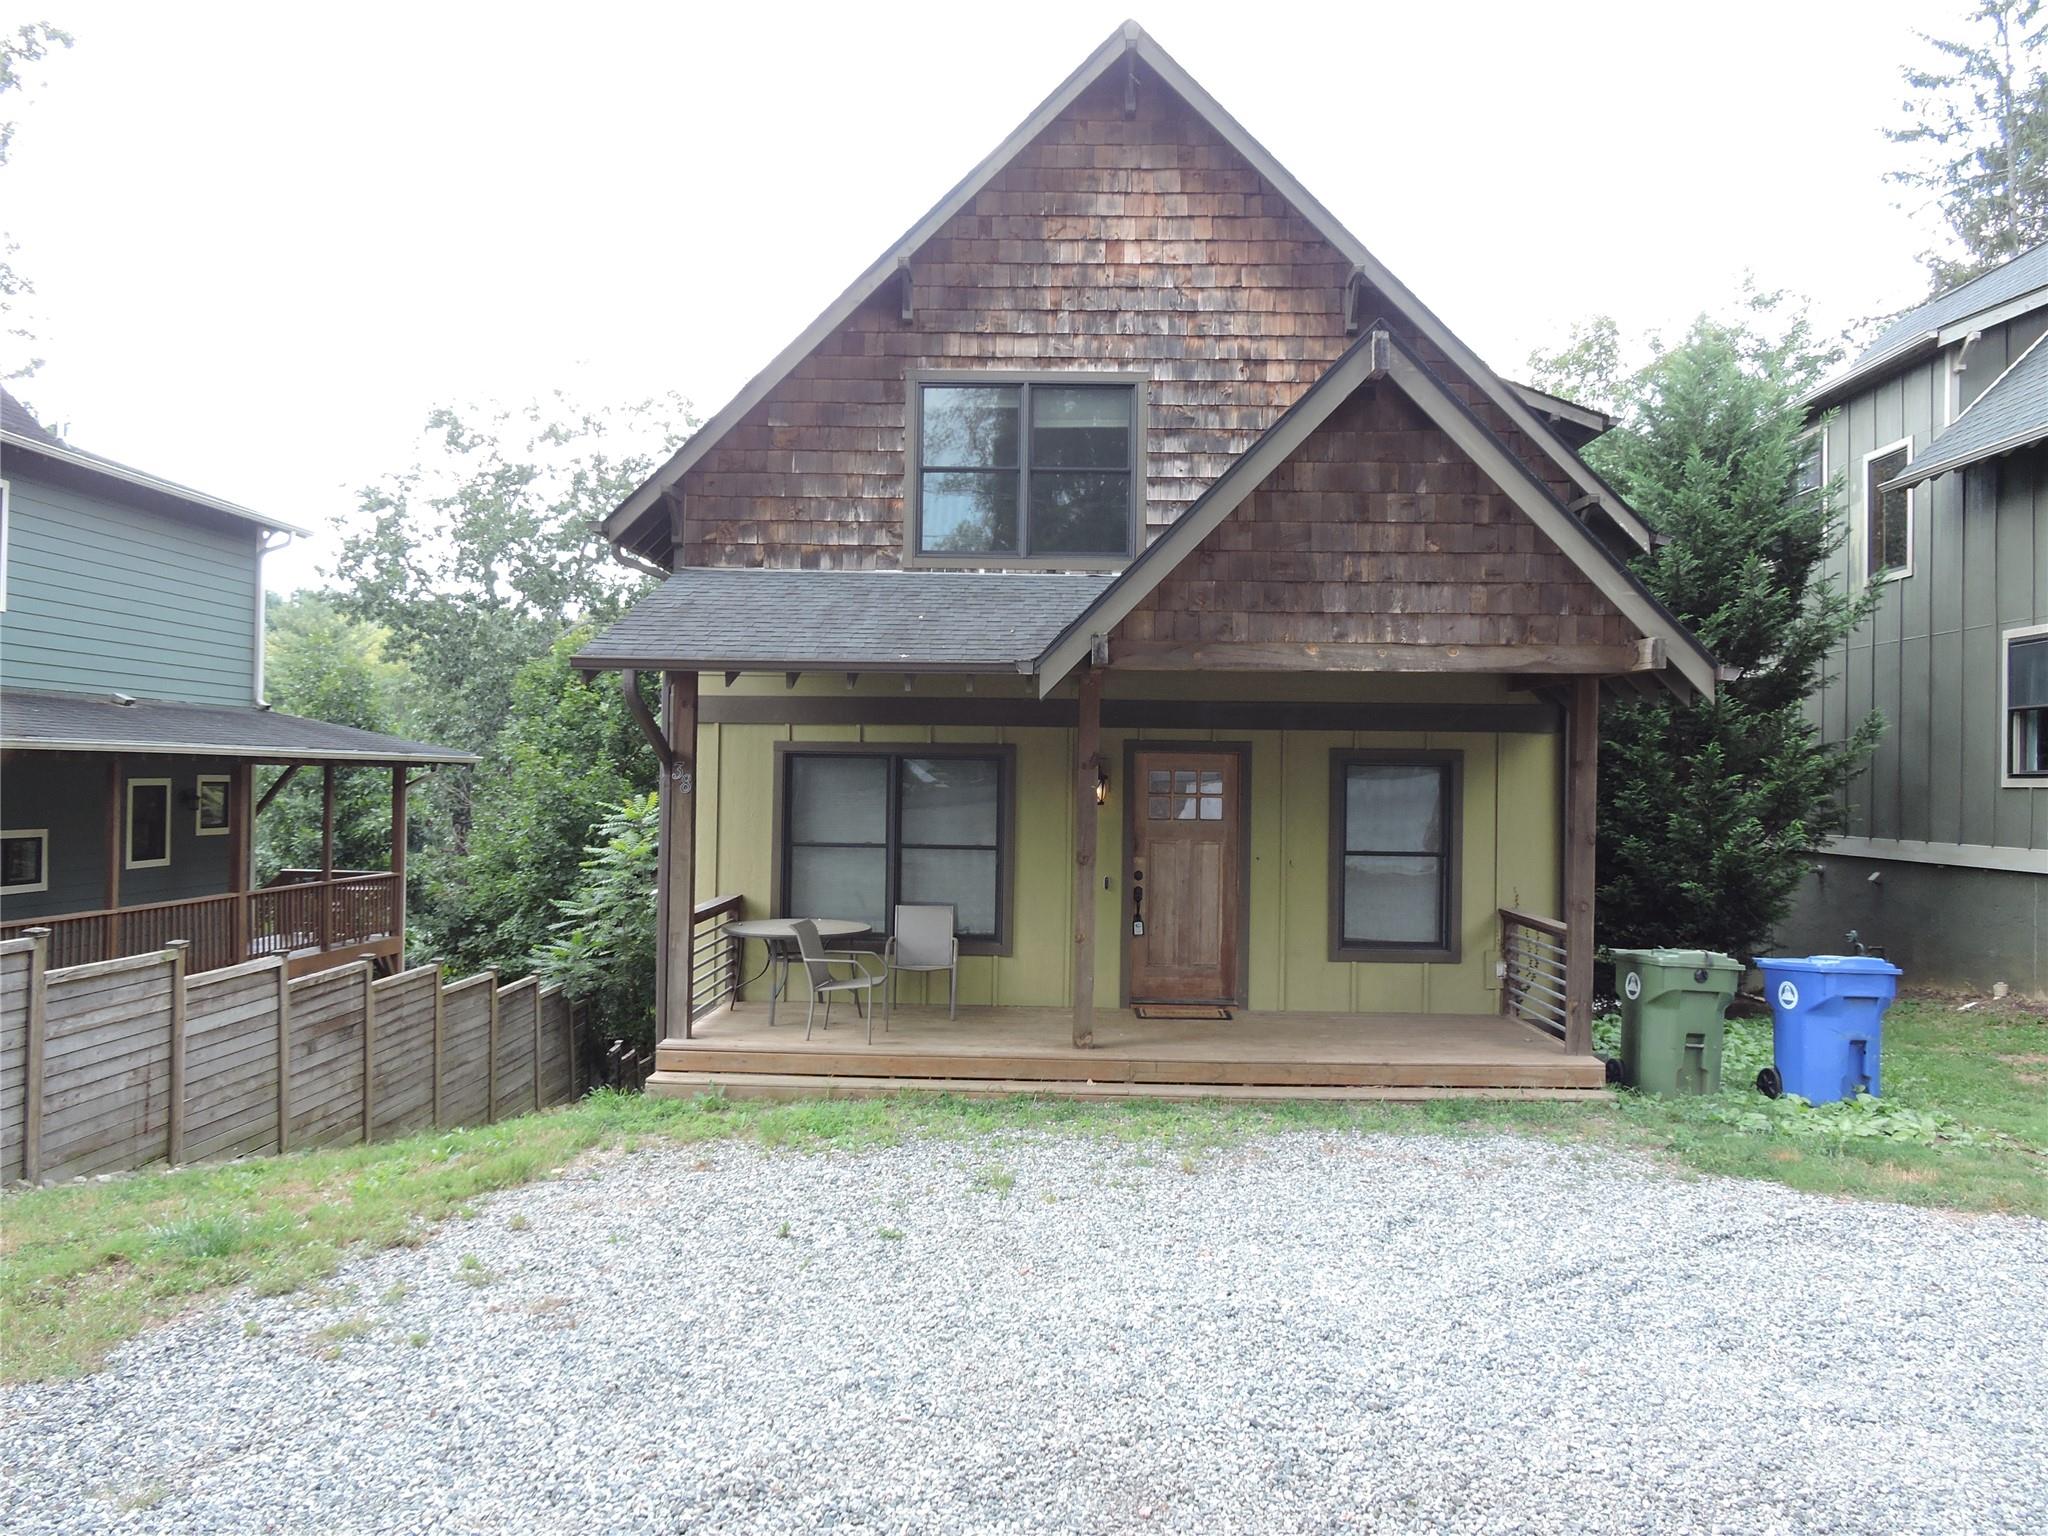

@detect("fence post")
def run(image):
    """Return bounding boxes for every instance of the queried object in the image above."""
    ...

[361,961,377,1146]
[275,958,293,1154]
[165,941,190,1166]
[22,929,49,1183]
[431,966,445,1129]
[532,984,543,1112]
[485,969,500,1124]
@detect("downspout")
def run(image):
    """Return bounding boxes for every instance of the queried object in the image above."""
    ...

[253,529,291,707]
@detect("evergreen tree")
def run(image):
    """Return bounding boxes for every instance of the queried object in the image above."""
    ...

[1532,292,1883,957]
[1888,0,2048,292]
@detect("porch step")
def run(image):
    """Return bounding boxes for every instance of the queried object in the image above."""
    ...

[646,1070,1610,1104]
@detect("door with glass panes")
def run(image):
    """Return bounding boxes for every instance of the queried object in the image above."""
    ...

[1127,748,1242,1003]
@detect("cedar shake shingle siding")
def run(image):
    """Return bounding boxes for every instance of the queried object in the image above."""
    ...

[1117,385,1631,649]
[679,65,1355,569]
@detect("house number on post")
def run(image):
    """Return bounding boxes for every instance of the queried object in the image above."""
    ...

[672,767,693,793]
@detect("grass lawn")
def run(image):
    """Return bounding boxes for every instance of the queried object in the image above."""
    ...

[1,998,2039,1385]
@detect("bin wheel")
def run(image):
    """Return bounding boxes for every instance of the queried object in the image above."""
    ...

[1756,1067,1782,1099]
[1603,1056,1624,1085]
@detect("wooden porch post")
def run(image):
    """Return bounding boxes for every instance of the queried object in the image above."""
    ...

[103,759,122,960]
[227,762,252,960]
[1072,665,1103,1049]
[390,766,408,970]
[654,671,698,1042]
[1563,675,1600,1057]
[319,764,336,952]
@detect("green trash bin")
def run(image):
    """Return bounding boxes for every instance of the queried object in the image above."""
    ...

[1610,949,1743,1095]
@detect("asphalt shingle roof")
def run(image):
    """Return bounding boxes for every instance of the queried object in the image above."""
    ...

[1886,332,2048,490]
[572,568,1116,672]
[0,688,477,764]
[1856,243,2048,368]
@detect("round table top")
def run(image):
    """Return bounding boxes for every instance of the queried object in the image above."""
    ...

[726,917,872,941]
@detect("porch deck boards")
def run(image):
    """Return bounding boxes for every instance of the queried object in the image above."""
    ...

[654,1003,1606,1093]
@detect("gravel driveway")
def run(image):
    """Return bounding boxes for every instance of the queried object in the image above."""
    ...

[4,1131,2044,1535]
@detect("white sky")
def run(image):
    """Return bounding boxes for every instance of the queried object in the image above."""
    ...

[3,0,1958,592]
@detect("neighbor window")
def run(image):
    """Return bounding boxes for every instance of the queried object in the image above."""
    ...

[1,829,47,894]
[126,778,172,869]
[195,775,230,836]
[779,747,1010,947]
[1864,440,1912,578]
[1794,427,1826,500]
[2007,626,2048,783]
[1330,752,1459,961]
[912,377,1139,561]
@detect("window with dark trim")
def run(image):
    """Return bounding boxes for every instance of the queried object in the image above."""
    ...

[2007,628,2048,782]
[1865,441,1912,578]
[1329,751,1459,962]
[911,378,1139,561]
[779,746,1011,949]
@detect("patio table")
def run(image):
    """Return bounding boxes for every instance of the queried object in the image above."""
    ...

[724,917,873,1028]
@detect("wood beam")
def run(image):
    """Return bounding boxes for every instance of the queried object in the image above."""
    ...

[654,671,699,1042]
[1563,675,1599,1057]
[1072,665,1103,1049]
[254,764,301,818]
[391,765,409,972]
[1106,641,1654,675]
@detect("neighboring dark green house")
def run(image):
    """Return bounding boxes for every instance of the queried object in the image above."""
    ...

[0,388,471,974]
[1787,249,2048,994]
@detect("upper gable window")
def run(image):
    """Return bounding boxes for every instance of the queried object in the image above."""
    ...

[911,377,1140,565]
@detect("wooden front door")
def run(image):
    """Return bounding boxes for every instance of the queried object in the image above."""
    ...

[1127,749,1242,1003]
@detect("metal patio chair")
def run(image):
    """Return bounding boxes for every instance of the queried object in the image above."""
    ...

[790,918,888,1042]
[884,903,960,1022]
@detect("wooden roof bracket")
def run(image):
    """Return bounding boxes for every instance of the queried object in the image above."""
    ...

[897,259,913,324]
[1089,633,1110,666]
[620,670,675,778]
[1122,41,1139,119]
[1364,325,1392,379]
[1344,267,1370,336]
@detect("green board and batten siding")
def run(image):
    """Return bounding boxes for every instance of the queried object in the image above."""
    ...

[1812,311,2048,854]
[692,675,1560,1016]
[1,470,262,706]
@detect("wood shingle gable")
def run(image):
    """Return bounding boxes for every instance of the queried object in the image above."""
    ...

[605,20,1652,568]
[1034,327,1720,699]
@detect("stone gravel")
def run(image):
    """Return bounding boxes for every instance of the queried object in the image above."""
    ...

[4,1131,2044,1535]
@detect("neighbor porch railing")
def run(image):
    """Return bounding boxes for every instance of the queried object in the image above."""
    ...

[0,873,401,977]
[690,892,744,1021]
[1498,907,1569,1040]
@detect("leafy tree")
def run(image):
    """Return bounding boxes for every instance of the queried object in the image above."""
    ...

[332,394,690,859]
[422,628,659,976]
[256,592,413,881]
[533,795,661,1047]
[1,20,73,385]
[1531,291,1883,957]
[1888,0,2048,293]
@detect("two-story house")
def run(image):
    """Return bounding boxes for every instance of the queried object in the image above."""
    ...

[570,22,1721,1098]
[1786,248,2048,994]
[0,387,473,976]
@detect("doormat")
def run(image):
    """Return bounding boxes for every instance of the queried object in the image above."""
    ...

[1133,1005,1233,1020]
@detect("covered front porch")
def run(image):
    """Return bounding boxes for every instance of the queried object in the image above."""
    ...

[653,999,1605,1099]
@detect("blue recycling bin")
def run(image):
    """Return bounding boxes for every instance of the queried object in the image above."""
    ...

[1753,955,1903,1103]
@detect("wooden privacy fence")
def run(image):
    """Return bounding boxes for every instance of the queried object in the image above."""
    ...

[0,932,587,1185]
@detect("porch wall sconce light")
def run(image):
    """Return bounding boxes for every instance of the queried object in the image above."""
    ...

[1094,759,1111,806]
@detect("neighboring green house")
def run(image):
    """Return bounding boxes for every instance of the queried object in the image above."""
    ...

[1788,248,2048,993]
[571,22,1721,1097]
[0,388,472,974]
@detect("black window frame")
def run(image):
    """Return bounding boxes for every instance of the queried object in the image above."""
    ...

[2006,627,2048,784]
[1328,749,1462,964]
[771,741,1016,956]
[906,370,1147,569]
[1864,439,1913,580]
